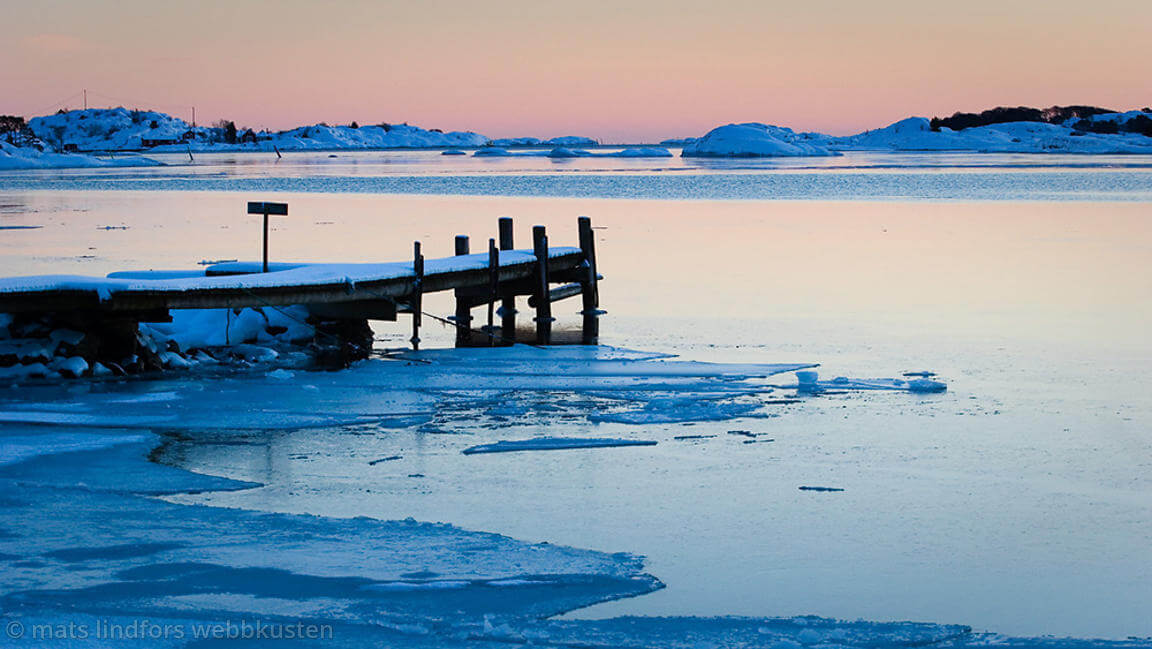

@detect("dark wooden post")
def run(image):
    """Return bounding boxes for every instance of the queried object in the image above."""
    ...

[247,201,287,272]
[487,238,498,346]
[453,235,472,347]
[498,217,516,345]
[410,241,423,350]
[577,216,600,345]
[532,225,552,345]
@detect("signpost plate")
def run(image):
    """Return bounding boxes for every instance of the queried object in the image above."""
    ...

[247,201,288,216]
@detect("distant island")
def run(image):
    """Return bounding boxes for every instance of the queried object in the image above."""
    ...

[2,104,1151,170]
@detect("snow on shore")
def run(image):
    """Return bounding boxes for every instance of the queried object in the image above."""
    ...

[12,107,1152,161]
[22,108,488,153]
[681,123,839,157]
[0,140,160,170]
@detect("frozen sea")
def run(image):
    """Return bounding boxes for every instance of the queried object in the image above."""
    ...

[1,150,1150,646]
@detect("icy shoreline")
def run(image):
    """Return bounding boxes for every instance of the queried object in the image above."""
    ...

[1,345,1146,646]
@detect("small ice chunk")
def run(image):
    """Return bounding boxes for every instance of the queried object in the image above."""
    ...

[51,356,89,377]
[906,378,947,393]
[159,351,193,369]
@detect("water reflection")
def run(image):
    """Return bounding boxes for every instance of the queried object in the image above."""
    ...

[3,190,1151,637]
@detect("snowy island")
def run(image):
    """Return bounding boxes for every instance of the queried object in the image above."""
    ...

[2,104,1151,169]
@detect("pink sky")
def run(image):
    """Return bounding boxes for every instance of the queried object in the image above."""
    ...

[2,0,1148,142]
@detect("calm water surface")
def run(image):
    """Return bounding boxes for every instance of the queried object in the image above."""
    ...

[1,155,1150,638]
[2,150,1152,200]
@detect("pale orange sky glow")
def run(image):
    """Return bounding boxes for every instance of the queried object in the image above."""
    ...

[3,0,1149,142]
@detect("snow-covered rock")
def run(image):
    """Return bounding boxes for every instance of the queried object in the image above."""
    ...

[28,107,190,151]
[22,108,490,153]
[547,147,588,158]
[243,122,489,151]
[681,123,838,157]
[833,116,1152,153]
[1074,109,1152,126]
[490,137,544,147]
[545,135,598,147]
[835,117,952,150]
[614,146,674,157]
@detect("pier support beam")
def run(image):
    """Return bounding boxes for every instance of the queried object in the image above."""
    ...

[532,225,553,345]
[410,241,423,350]
[453,235,473,347]
[578,216,600,345]
[498,217,516,345]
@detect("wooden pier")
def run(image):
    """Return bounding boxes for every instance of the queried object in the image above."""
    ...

[0,211,603,366]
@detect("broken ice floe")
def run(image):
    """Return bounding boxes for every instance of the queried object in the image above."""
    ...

[792,370,946,393]
[1,346,1140,647]
[462,437,657,455]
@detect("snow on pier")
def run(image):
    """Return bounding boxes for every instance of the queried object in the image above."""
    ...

[0,210,604,373]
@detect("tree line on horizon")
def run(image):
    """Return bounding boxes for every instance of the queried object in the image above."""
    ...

[930,105,1152,136]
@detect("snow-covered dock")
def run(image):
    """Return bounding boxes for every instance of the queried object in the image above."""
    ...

[0,211,603,370]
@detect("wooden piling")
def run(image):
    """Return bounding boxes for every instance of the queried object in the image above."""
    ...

[410,241,423,350]
[453,235,472,347]
[487,238,498,346]
[577,216,600,345]
[532,225,553,345]
[498,217,516,345]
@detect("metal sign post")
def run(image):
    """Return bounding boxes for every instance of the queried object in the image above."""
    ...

[246,201,288,272]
